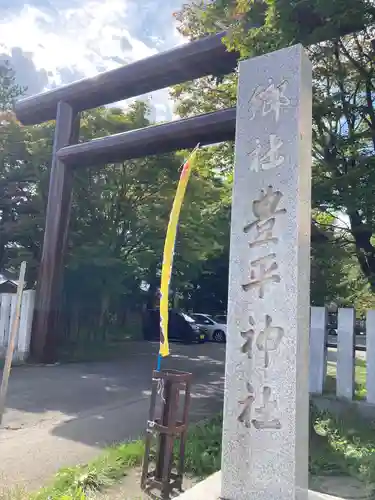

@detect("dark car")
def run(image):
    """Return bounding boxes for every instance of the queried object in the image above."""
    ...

[142,309,206,344]
[327,312,338,336]
[327,312,366,336]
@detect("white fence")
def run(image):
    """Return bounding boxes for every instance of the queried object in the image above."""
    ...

[310,306,375,404]
[0,290,35,361]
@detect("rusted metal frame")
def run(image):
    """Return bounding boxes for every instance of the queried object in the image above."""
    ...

[152,369,193,383]
[141,376,159,490]
[149,419,187,435]
[156,378,179,498]
[57,108,237,168]
[143,475,182,494]
[142,370,192,498]
[178,378,191,481]
[30,101,80,363]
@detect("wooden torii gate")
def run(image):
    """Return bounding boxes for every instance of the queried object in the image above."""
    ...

[14,4,372,363]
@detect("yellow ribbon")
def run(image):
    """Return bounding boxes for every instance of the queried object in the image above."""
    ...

[159,147,199,357]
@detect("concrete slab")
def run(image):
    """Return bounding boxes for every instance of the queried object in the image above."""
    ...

[310,476,371,499]
[175,472,345,500]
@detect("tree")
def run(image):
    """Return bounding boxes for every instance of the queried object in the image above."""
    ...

[56,103,230,343]
[0,81,231,347]
[0,62,48,285]
[173,0,375,303]
[0,61,26,111]
[230,0,375,291]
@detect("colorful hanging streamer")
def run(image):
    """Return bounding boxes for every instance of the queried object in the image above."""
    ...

[159,146,199,358]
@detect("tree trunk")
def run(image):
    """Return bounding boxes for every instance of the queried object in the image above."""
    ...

[349,211,375,292]
[146,265,160,310]
[99,294,110,328]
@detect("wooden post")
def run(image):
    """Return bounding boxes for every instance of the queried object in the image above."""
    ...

[0,261,26,426]
[30,102,80,363]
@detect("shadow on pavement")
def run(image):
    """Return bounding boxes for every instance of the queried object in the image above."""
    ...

[3,342,226,448]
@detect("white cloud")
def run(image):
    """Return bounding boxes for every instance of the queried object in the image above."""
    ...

[0,1,157,83]
[0,0,186,120]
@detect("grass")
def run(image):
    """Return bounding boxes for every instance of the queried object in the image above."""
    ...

[182,407,375,492]
[310,404,375,490]
[31,440,145,500]
[325,356,367,399]
[183,413,223,478]
[4,404,375,499]
[0,489,28,500]
[6,416,223,500]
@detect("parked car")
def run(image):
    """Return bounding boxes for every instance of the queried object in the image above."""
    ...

[214,314,227,324]
[327,312,338,336]
[190,313,227,343]
[327,312,366,336]
[142,309,206,343]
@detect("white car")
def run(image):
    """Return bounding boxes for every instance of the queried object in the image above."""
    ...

[190,313,227,343]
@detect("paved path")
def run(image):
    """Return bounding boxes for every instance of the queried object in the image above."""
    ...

[0,342,225,490]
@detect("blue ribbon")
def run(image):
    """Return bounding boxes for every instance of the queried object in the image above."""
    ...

[156,353,162,372]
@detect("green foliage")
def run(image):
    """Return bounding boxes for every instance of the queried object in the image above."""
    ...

[0,61,26,111]
[32,440,144,500]
[213,0,375,59]
[182,413,223,477]
[1,89,231,346]
[312,406,375,489]
[59,106,230,343]
[3,0,375,348]
[0,62,46,286]
[173,0,375,307]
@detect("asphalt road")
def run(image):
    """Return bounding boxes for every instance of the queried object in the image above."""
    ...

[0,342,226,490]
[327,334,367,362]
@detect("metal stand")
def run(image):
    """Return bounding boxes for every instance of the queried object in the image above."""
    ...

[141,369,192,499]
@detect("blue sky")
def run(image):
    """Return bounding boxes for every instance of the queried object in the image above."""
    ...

[0,0,187,120]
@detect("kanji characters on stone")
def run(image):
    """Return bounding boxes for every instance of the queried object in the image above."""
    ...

[252,386,282,430]
[242,253,280,299]
[248,78,290,122]
[238,381,255,428]
[244,186,286,248]
[240,316,256,358]
[248,134,284,173]
[256,314,284,368]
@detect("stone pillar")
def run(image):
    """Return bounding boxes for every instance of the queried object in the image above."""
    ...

[221,45,312,500]
[309,307,328,395]
[336,308,355,400]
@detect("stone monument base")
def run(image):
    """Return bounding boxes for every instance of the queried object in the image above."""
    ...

[175,472,344,500]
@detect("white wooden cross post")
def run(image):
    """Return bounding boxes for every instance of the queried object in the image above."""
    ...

[0,261,27,426]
